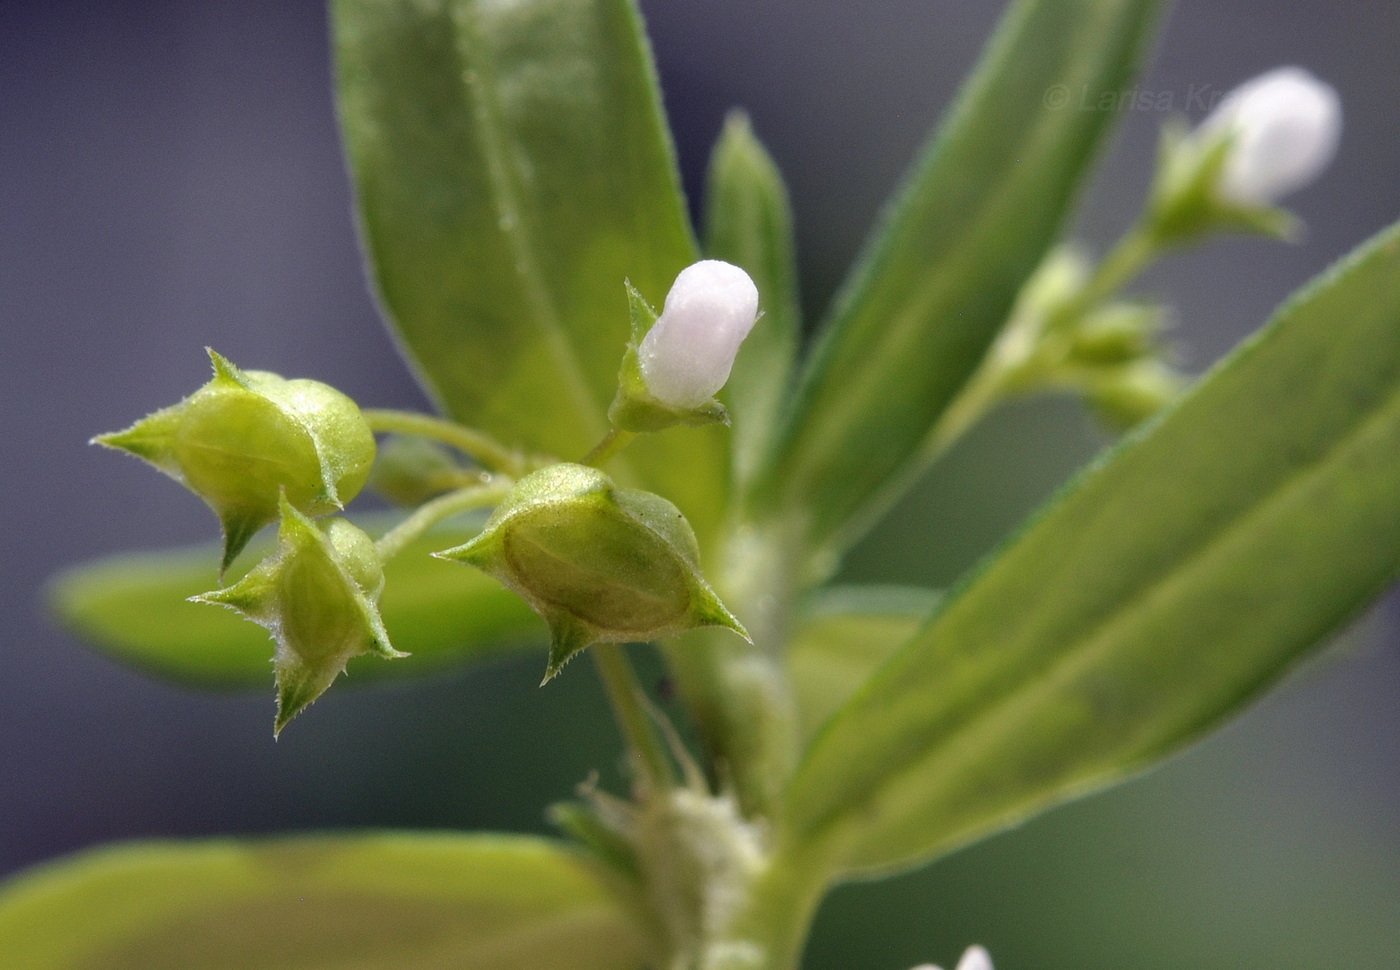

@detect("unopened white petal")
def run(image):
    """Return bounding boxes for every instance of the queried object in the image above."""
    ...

[638,260,760,409]
[1201,66,1341,206]
[954,945,993,970]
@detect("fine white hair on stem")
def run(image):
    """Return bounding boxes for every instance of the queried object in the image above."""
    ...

[638,259,760,409]
[1200,66,1341,206]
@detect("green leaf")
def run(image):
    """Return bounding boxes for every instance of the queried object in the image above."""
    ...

[703,111,801,491]
[0,833,646,969]
[333,0,726,538]
[783,223,1400,878]
[787,586,939,741]
[749,0,1166,573]
[51,514,543,688]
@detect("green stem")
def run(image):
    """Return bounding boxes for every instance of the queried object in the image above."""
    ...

[363,408,527,477]
[649,521,804,824]
[1053,222,1160,329]
[592,643,675,792]
[920,354,1011,463]
[373,480,509,561]
[923,222,1167,465]
[583,428,638,467]
[419,467,502,493]
[727,850,834,970]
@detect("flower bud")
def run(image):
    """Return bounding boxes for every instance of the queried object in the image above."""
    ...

[435,463,748,681]
[191,497,402,735]
[1067,303,1166,366]
[1146,67,1340,244]
[955,946,993,970]
[909,945,993,970]
[95,350,376,572]
[1089,361,1184,431]
[1200,67,1341,207]
[369,434,475,507]
[638,260,760,409]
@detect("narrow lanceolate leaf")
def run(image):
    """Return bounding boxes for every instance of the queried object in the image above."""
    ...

[749,0,1166,574]
[333,0,726,538]
[784,224,1400,878]
[703,111,801,492]
[787,586,939,741]
[0,833,646,970]
[50,516,543,688]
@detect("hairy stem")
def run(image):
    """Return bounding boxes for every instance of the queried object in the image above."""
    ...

[363,408,528,477]
[1053,222,1160,328]
[593,642,676,792]
[373,480,509,561]
[924,221,1166,465]
[661,527,801,820]
[584,428,638,467]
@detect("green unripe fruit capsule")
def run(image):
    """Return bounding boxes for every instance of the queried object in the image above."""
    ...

[368,435,473,507]
[1089,361,1184,431]
[94,349,376,573]
[190,496,403,736]
[324,517,385,598]
[435,463,748,681]
[1068,304,1164,366]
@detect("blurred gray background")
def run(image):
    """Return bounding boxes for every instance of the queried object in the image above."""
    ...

[2,1,1398,967]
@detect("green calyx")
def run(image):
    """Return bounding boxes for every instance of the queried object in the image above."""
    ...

[191,497,404,735]
[1087,360,1184,431]
[984,245,1181,431]
[1146,122,1297,246]
[94,349,377,573]
[1066,303,1165,366]
[368,434,477,506]
[435,463,748,681]
[607,284,730,434]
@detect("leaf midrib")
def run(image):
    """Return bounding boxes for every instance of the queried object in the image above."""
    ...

[775,6,1122,548]
[810,113,1081,556]
[804,364,1400,857]
[452,4,620,467]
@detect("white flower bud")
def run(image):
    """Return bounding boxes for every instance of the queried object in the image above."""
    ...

[637,259,760,409]
[907,946,992,970]
[955,946,993,970]
[1200,67,1341,206]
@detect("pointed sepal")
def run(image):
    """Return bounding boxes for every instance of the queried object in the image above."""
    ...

[690,583,750,643]
[607,283,732,433]
[217,508,269,577]
[206,347,247,385]
[273,659,341,737]
[90,404,186,475]
[543,616,596,684]
[93,349,377,573]
[1147,116,1306,247]
[190,496,403,735]
[435,463,747,682]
